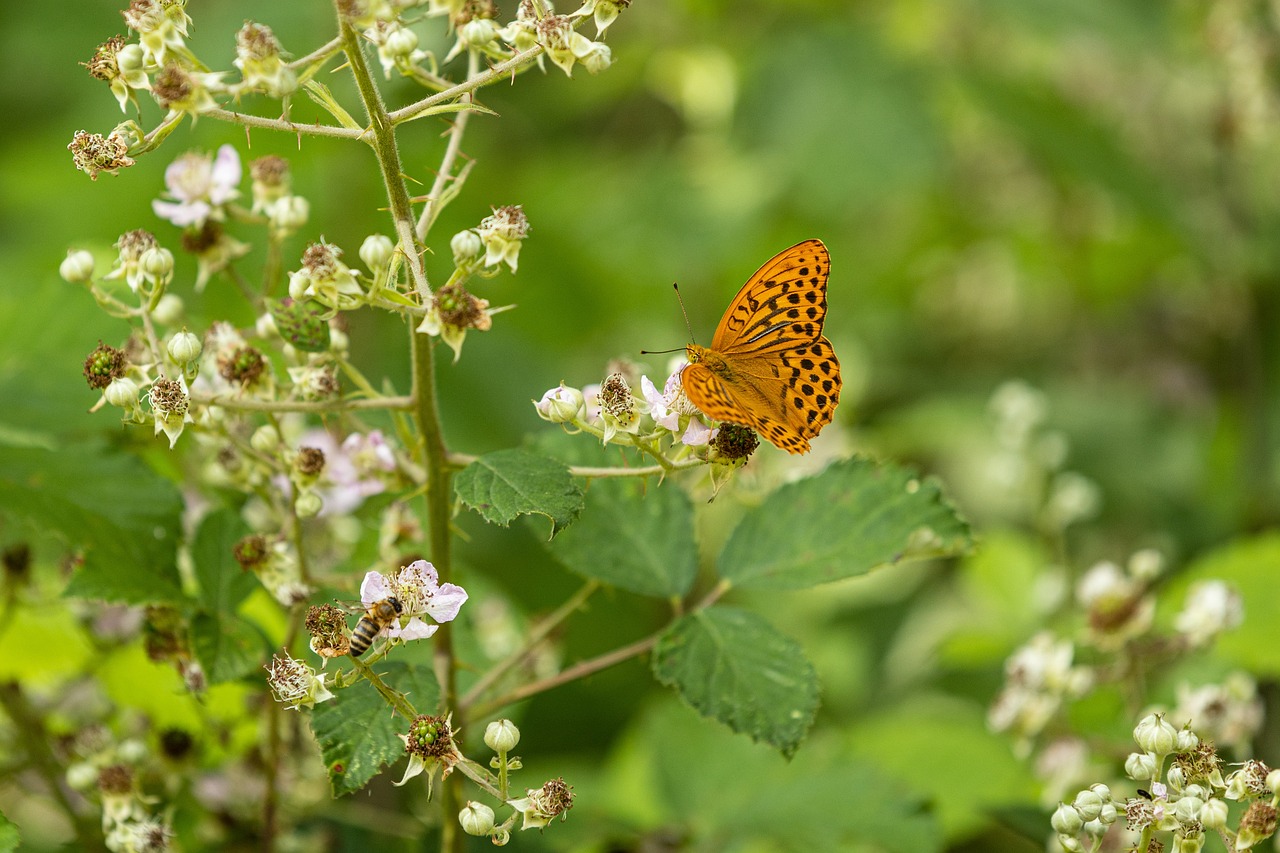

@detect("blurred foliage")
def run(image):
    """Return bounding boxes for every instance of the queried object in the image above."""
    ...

[2,0,1280,850]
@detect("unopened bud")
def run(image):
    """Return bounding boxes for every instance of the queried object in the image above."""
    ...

[60,249,96,283]
[484,719,520,753]
[459,801,496,836]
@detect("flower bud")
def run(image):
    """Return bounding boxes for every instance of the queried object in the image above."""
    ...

[1134,713,1177,756]
[484,719,520,753]
[1097,802,1117,825]
[1267,768,1280,796]
[1174,794,1204,822]
[1056,836,1083,853]
[104,377,141,409]
[1167,765,1186,792]
[459,801,496,836]
[1174,834,1206,853]
[140,245,174,282]
[1081,818,1107,838]
[295,491,323,518]
[451,229,483,265]
[167,329,202,365]
[269,196,309,233]
[535,383,584,423]
[117,738,147,763]
[1175,728,1199,752]
[1128,548,1163,581]
[1088,783,1111,803]
[1051,803,1084,835]
[60,249,95,283]
[250,425,281,454]
[360,234,395,272]
[386,25,421,58]
[1125,751,1158,780]
[1200,797,1229,831]
[1072,788,1104,821]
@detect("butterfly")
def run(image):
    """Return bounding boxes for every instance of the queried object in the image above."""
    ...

[681,239,841,454]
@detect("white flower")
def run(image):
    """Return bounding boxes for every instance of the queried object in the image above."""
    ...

[1174,580,1242,647]
[296,429,397,515]
[152,145,242,229]
[359,561,468,646]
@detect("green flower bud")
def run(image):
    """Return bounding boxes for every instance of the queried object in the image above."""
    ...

[484,719,520,753]
[167,329,202,365]
[1051,803,1084,835]
[451,229,483,264]
[1125,751,1158,780]
[359,234,395,271]
[1134,713,1177,756]
[1267,768,1280,796]
[1200,797,1229,831]
[1072,789,1103,821]
[1167,765,1186,792]
[295,491,323,518]
[1174,795,1204,822]
[104,377,141,409]
[250,425,281,454]
[140,245,174,282]
[60,249,95,283]
[1176,728,1199,752]
[459,801,496,836]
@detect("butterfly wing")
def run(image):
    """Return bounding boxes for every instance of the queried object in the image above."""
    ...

[711,239,830,357]
[681,361,815,454]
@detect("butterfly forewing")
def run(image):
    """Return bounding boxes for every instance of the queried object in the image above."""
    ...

[712,239,830,357]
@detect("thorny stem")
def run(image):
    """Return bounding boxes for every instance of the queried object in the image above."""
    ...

[339,12,460,849]
[187,393,414,412]
[205,108,368,141]
[459,580,601,713]
[349,656,418,719]
[415,50,479,241]
[389,45,545,125]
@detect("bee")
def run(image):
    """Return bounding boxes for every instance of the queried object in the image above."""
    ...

[349,596,403,657]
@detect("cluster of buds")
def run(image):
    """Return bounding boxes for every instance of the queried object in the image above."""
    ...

[534,359,758,466]
[1053,713,1279,852]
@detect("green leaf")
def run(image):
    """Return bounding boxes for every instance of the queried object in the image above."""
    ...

[191,612,264,684]
[192,510,257,613]
[455,448,584,538]
[652,606,818,758]
[311,662,440,795]
[719,457,971,591]
[545,477,696,597]
[0,443,183,604]
[0,809,19,853]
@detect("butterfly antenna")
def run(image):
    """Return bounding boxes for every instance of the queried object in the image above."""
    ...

[673,282,697,345]
[640,283,697,356]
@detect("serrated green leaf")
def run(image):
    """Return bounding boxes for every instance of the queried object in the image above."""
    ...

[455,448,583,538]
[719,457,971,591]
[311,662,440,795]
[652,606,818,758]
[192,510,257,613]
[0,444,182,604]
[545,477,696,597]
[191,612,264,684]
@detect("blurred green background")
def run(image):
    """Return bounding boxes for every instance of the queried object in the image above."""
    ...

[3,0,1280,850]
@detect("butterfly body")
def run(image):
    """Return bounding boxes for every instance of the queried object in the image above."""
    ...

[680,240,841,455]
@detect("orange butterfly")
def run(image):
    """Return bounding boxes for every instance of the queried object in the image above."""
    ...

[681,239,841,454]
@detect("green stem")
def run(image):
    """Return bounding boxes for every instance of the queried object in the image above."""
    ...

[349,656,418,719]
[338,12,459,850]
[459,580,600,713]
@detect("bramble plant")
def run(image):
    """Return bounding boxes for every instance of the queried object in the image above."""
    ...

[33,0,978,850]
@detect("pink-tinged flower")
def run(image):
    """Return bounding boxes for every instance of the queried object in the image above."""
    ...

[641,375,681,432]
[152,145,242,229]
[682,419,715,446]
[294,429,397,515]
[359,561,467,646]
[642,369,715,446]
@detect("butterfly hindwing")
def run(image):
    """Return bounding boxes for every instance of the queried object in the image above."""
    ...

[681,360,814,454]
